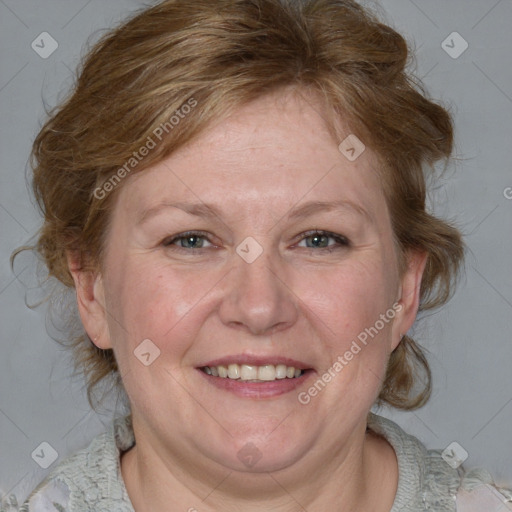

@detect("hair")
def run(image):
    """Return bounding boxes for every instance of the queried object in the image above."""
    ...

[16,0,464,412]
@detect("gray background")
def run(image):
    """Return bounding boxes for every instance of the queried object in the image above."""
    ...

[1,0,511,505]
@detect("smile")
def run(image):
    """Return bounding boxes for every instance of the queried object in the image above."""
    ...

[201,363,304,381]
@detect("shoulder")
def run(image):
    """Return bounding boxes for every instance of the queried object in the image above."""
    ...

[367,412,512,512]
[456,468,512,512]
[14,415,135,512]
[17,479,69,512]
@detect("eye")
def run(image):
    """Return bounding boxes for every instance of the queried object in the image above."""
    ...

[297,230,350,252]
[162,231,213,250]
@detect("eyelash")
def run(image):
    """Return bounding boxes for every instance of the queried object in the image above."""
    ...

[162,229,350,253]
[298,230,350,252]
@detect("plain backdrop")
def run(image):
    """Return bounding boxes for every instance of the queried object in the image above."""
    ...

[1,0,511,504]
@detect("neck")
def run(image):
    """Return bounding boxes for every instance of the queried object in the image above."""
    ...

[120,419,398,512]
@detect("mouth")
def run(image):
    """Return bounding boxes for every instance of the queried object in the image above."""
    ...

[196,357,314,398]
[200,363,305,381]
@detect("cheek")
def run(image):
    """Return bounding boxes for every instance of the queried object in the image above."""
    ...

[299,258,396,344]
[299,260,398,405]
[103,257,220,358]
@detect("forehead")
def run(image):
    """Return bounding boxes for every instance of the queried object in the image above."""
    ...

[118,89,386,224]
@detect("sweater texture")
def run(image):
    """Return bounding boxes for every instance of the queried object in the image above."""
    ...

[3,413,511,512]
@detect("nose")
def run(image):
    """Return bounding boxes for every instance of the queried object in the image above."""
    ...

[218,248,299,336]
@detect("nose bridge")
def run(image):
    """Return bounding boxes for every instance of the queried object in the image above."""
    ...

[239,247,280,296]
[219,243,298,335]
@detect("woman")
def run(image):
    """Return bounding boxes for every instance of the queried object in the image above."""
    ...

[7,0,511,510]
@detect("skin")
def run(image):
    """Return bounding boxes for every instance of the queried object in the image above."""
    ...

[69,87,427,512]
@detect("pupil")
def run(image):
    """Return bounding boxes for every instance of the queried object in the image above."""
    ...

[310,234,327,248]
[184,235,201,248]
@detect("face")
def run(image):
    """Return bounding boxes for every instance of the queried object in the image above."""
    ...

[75,88,425,477]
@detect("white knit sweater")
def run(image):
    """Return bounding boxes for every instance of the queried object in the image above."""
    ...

[3,413,511,512]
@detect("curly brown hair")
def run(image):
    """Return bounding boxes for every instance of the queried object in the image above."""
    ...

[16,0,464,412]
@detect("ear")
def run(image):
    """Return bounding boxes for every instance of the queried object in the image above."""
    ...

[67,251,112,350]
[391,249,428,351]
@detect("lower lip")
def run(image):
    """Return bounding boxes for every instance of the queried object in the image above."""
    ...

[196,369,314,399]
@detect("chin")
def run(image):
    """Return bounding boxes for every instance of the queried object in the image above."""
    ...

[207,426,314,474]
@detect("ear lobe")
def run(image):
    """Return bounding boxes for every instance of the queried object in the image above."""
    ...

[391,250,428,350]
[66,251,112,350]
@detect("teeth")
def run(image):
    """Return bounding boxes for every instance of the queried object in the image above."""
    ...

[258,365,275,381]
[275,364,287,379]
[240,365,258,380]
[202,363,304,381]
[227,364,240,379]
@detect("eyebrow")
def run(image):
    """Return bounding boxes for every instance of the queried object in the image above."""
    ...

[285,199,372,223]
[137,201,222,225]
[136,199,372,225]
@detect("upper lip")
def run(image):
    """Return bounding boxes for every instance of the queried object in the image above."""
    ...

[197,354,312,370]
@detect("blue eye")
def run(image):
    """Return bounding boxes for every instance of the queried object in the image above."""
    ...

[298,230,349,251]
[162,229,349,253]
[163,231,213,249]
